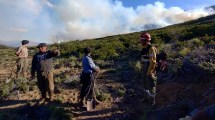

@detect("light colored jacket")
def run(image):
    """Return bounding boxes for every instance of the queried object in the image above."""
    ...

[16,45,28,58]
[82,55,99,73]
[141,45,157,75]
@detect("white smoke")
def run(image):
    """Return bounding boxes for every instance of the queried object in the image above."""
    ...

[0,0,214,43]
[54,0,214,41]
[0,0,55,42]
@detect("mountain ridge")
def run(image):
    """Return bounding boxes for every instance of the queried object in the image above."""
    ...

[0,40,40,48]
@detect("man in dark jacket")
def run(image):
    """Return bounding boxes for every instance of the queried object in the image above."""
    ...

[31,43,60,103]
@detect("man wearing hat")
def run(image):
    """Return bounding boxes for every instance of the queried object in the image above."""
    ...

[15,40,29,79]
[31,43,60,103]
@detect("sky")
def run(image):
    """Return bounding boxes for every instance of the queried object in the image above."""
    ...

[0,0,215,43]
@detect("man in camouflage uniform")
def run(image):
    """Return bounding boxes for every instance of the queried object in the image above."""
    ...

[139,32,157,106]
[31,43,60,103]
[15,40,29,79]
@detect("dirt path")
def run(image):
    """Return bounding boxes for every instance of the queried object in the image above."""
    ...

[0,88,126,120]
[0,75,128,120]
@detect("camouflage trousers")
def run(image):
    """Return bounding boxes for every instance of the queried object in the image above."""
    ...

[37,71,54,99]
[16,58,28,79]
[141,62,157,105]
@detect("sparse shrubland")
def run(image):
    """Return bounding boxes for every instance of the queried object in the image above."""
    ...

[0,14,215,120]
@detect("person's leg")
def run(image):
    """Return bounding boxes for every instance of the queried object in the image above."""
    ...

[141,64,147,90]
[80,83,88,106]
[90,73,95,100]
[37,72,46,99]
[79,73,87,105]
[16,58,23,79]
[47,71,54,101]
[142,63,150,101]
[23,58,28,79]
[79,73,91,106]
[147,75,157,106]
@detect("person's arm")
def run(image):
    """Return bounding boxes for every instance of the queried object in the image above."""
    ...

[15,46,22,56]
[140,48,144,63]
[49,50,60,57]
[87,57,99,72]
[147,47,157,76]
[31,54,37,79]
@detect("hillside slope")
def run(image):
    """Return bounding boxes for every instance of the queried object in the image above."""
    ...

[0,14,214,120]
[46,14,215,59]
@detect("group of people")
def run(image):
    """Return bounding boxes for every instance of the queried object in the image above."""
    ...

[16,42,60,103]
[15,32,158,107]
[15,41,100,105]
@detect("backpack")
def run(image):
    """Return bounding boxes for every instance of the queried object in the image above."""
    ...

[140,45,168,71]
[157,50,168,71]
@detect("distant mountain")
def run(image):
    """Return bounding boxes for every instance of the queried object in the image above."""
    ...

[205,5,215,11]
[182,13,215,25]
[0,40,39,47]
[0,44,13,49]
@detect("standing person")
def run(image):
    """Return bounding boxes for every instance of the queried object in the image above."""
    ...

[15,40,29,79]
[31,43,60,103]
[139,32,157,106]
[79,47,100,107]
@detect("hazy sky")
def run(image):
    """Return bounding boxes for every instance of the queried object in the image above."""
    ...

[120,0,215,10]
[0,0,214,43]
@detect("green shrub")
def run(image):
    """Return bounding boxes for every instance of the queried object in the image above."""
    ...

[48,106,71,120]
[96,93,111,102]
[117,89,126,97]
[168,58,183,76]
[0,80,14,98]
[55,96,64,104]
[179,48,190,56]
[198,62,215,73]
[54,77,63,84]
[187,38,204,48]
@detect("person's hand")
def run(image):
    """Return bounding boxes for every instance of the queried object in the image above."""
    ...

[15,52,19,56]
[52,49,60,56]
[95,68,100,73]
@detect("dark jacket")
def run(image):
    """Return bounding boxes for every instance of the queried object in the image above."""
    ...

[31,50,60,76]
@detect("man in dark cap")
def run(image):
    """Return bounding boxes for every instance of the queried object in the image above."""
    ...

[15,40,29,79]
[31,43,60,103]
